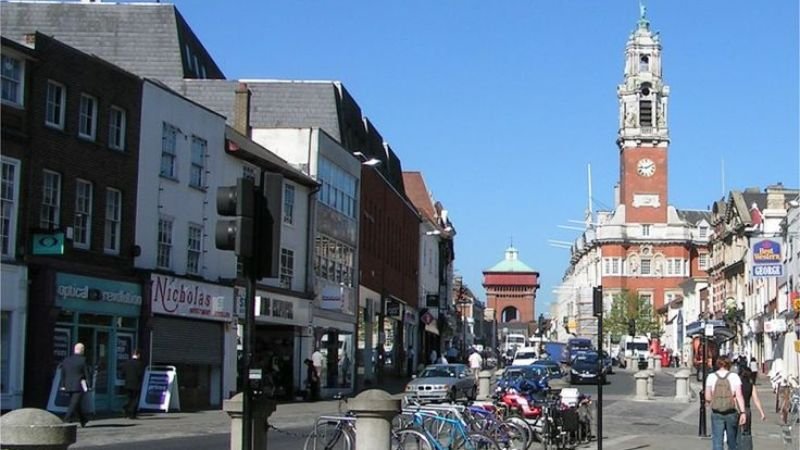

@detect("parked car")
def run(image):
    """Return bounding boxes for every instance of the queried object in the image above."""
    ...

[599,350,614,374]
[404,364,477,404]
[570,352,606,385]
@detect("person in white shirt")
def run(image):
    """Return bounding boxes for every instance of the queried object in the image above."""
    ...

[704,357,747,450]
[311,348,323,379]
[468,350,483,379]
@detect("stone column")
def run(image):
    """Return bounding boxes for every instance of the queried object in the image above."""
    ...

[647,370,655,398]
[223,393,277,450]
[674,369,690,402]
[478,370,492,400]
[348,389,401,450]
[634,371,649,401]
[0,408,76,450]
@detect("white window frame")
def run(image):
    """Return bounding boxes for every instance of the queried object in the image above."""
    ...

[78,93,98,140]
[699,253,709,270]
[160,122,178,179]
[45,80,66,129]
[1,157,20,258]
[40,170,61,230]
[280,248,294,289]
[1,54,24,107]
[314,234,354,287]
[104,188,121,254]
[157,216,173,269]
[698,226,708,239]
[189,136,206,189]
[187,223,202,275]
[73,179,93,249]
[642,224,651,237]
[640,257,652,276]
[283,183,295,225]
[108,106,126,151]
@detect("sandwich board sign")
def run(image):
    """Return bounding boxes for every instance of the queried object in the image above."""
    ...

[46,368,97,415]
[138,365,180,412]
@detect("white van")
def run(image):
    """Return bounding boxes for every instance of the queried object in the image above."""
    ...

[620,335,649,359]
[511,346,539,366]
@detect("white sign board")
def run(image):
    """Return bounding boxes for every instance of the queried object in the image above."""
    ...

[138,365,180,412]
[150,274,233,321]
[46,368,97,415]
[704,323,715,337]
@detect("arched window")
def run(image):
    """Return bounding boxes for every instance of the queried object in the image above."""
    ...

[639,55,650,72]
[501,306,519,323]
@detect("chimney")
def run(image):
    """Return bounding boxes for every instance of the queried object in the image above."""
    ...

[234,83,251,137]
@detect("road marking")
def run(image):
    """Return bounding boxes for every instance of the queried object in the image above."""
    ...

[671,401,699,424]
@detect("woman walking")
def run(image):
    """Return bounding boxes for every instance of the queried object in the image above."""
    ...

[739,367,766,441]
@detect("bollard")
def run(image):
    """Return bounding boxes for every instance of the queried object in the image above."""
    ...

[654,356,662,372]
[494,368,505,379]
[349,389,401,450]
[674,369,690,402]
[223,393,276,450]
[626,356,635,371]
[478,370,492,400]
[647,370,655,398]
[634,371,649,401]
[0,408,76,450]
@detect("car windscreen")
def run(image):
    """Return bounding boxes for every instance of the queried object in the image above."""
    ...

[419,368,454,378]
[626,342,649,351]
[574,354,599,364]
[515,352,536,360]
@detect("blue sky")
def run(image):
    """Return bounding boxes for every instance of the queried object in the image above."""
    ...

[172,1,799,317]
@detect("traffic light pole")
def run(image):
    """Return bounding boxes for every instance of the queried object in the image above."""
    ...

[242,257,255,450]
[596,305,603,450]
[698,328,708,437]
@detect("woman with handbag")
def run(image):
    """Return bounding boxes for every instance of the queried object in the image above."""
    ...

[738,367,766,449]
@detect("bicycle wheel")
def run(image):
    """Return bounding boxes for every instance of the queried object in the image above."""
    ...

[504,417,533,448]
[393,428,435,450]
[494,420,528,450]
[303,421,353,450]
[467,432,502,450]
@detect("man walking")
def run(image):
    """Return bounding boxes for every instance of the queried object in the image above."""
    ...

[468,348,483,379]
[60,342,91,427]
[120,349,145,419]
[705,356,747,450]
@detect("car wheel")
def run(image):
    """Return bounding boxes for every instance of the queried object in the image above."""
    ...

[448,388,457,403]
[570,375,577,385]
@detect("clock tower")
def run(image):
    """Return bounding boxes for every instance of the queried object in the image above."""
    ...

[617,11,670,224]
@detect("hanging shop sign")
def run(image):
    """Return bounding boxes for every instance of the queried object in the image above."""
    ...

[32,232,65,255]
[752,239,783,277]
[150,274,232,321]
[386,300,402,319]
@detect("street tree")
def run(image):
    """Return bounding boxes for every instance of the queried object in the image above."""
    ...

[603,289,661,338]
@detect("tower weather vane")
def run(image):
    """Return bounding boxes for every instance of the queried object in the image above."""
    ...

[639,0,647,21]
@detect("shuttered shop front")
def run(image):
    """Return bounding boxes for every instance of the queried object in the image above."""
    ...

[152,316,222,365]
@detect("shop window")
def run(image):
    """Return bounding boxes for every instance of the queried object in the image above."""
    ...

[1,312,9,393]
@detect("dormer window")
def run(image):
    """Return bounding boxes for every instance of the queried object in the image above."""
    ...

[698,226,708,239]
[639,55,650,72]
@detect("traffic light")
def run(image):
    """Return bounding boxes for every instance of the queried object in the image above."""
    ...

[215,178,255,257]
[628,318,636,336]
[592,286,603,317]
[253,173,283,279]
[537,314,545,336]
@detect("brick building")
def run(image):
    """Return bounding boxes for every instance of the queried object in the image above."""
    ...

[483,247,540,338]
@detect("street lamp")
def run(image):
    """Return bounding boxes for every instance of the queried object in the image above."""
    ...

[456,285,470,363]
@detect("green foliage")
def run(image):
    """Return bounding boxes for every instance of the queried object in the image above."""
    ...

[603,290,661,338]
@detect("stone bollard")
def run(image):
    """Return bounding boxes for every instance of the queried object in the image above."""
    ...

[0,408,76,449]
[223,393,277,450]
[494,368,505,379]
[478,370,492,400]
[647,370,655,398]
[654,356,662,372]
[674,369,691,403]
[634,371,649,401]
[349,389,401,450]
[626,356,635,371]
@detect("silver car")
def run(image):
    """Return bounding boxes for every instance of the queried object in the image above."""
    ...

[404,364,477,403]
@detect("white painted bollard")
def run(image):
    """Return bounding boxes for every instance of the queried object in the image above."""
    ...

[634,371,649,401]
[654,356,662,372]
[674,369,690,403]
[478,370,492,400]
[349,389,401,450]
[647,370,655,398]
[0,408,76,450]
[626,356,635,371]
[223,393,276,450]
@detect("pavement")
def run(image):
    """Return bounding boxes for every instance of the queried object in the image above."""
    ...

[31,368,797,449]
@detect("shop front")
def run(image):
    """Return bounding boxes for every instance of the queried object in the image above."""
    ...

[314,281,356,396]
[149,274,234,410]
[52,272,142,413]
[1,263,27,411]
[357,288,379,386]
[242,290,312,401]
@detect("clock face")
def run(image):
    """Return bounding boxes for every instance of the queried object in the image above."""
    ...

[637,158,656,177]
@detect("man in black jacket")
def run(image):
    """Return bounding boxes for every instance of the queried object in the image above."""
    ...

[60,342,91,427]
[119,349,145,419]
